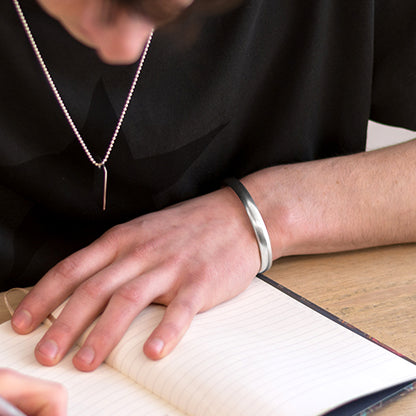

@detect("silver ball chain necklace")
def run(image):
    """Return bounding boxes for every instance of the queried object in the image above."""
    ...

[12,0,154,211]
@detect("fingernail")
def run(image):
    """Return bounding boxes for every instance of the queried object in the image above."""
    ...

[147,338,164,355]
[37,339,59,360]
[12,309,32,331]
[76,346,95,365]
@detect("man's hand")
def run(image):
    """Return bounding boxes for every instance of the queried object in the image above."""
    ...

[11,187,261,371]
[13,138,416,373]
[0,369,67,416]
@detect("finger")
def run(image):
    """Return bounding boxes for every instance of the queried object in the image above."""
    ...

[34,256,148,367]
[143,284,204,360]
[72,269,169,371]
[0,369,67,416]
[12,235,118,335]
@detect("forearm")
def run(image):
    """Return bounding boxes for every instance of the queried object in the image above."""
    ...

[242,138,416,259]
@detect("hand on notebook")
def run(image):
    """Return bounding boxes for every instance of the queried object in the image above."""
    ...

[0,369,67,415]
[11,187,262,371]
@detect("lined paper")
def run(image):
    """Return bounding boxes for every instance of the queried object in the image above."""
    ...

[0,323,184,416]
[1,278,415,416]
[105,278,416,416]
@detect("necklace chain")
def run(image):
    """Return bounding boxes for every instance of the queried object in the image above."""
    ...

[12,0,153,169]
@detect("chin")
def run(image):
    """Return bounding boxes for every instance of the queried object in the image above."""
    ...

[96,49,143,65]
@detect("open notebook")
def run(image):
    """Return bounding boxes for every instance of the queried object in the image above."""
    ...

[0,276,415,416]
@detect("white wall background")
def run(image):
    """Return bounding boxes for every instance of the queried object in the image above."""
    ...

[366,121,415,151]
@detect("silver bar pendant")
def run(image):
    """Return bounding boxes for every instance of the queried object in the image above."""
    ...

[102,165,108,211]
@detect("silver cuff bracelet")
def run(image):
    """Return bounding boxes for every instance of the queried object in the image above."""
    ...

[225,178,273,273]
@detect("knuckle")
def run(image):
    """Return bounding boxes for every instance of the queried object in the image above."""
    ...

[52,257,80,282]
[194,264,224,294]
[102,221,157,260]
[129,238,158,261]
[102,224,126,247]
[165,250,190,271]
[198,263,220,285]
[174,297,199,317]
[76,279,108,302]
[114,284,144,306]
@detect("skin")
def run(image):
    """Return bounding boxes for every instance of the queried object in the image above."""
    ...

[34,0,181,64]
[0,369,67,416]
[11,0,416,371]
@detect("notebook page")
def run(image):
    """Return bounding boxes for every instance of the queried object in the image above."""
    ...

[0,322,185,416]
[107,278,416,416]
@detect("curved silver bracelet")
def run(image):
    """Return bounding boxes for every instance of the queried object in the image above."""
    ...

[225,178,273,273]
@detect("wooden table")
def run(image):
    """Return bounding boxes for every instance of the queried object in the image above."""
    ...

[266,243,416,416]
